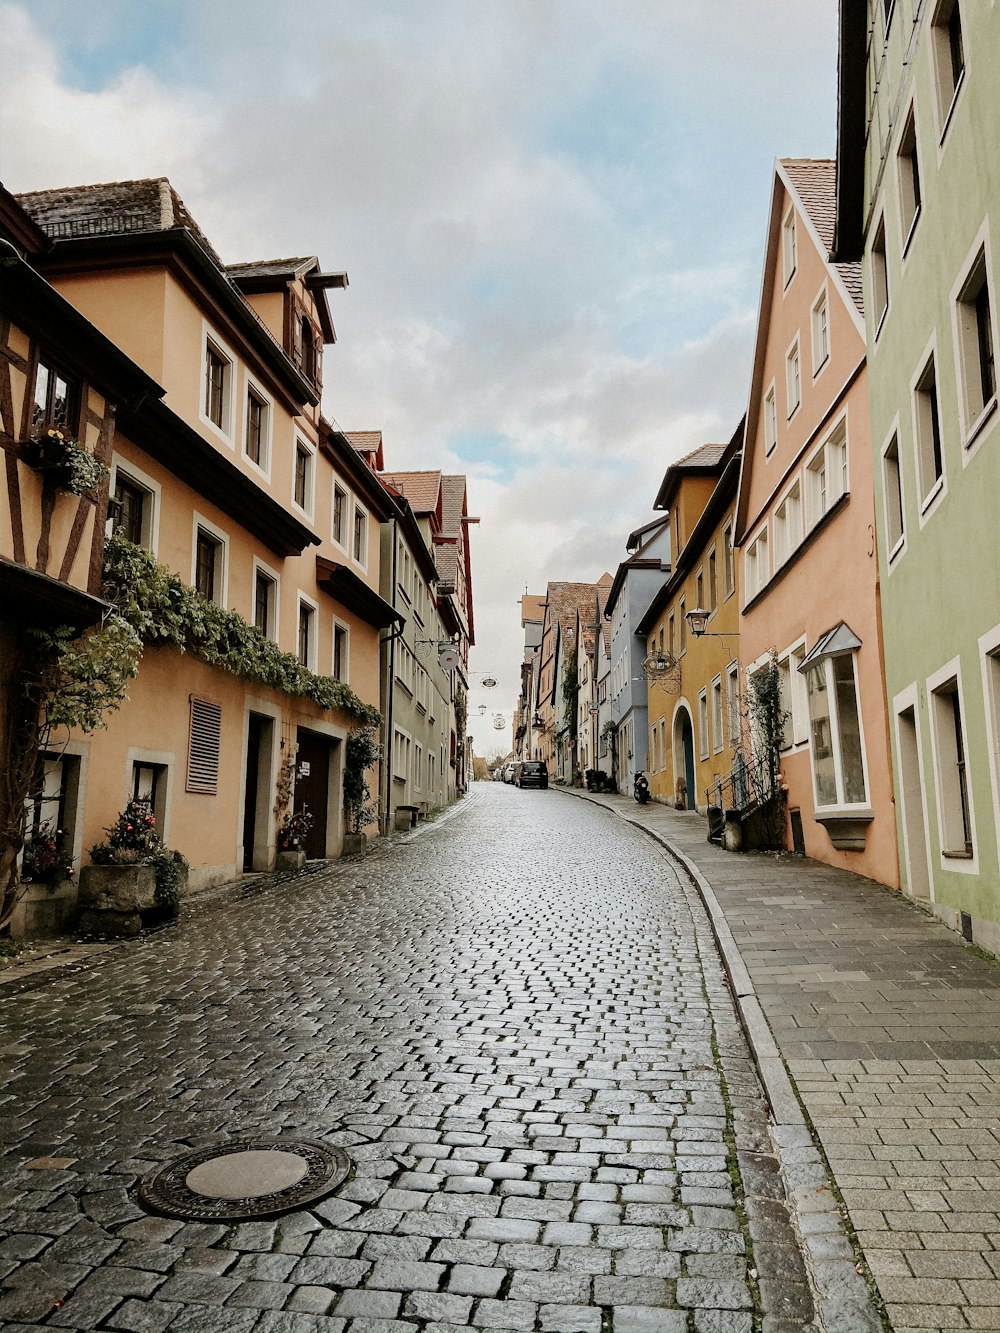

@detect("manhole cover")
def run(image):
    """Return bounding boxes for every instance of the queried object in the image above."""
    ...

[138,1138,351,1221]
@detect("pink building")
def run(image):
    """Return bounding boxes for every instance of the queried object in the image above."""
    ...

[735,160,898,887]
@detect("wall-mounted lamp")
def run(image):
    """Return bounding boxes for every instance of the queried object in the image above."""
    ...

[685,606,738,643]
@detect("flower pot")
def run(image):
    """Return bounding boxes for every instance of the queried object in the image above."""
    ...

[78,862,157,936]
[342,833,368,857]
[276,849,306,871]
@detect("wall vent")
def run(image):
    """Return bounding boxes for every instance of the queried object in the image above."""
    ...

[187,697,222,794]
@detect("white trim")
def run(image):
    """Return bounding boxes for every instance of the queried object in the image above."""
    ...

[763,380,778,456]
[810,282,831,379]
[930,0,967,151]
[910,332,948,526]
[949,218,999,461]
[869,215,890,344]
[109,454,161,554]
[191,511,229,607]
[978,624,1000,875]
[331,480,350,552]
[199,320,237,447]
[893,682,935,902]
[895,101,922,262]
[242,372,274,481]
[926,655,979,873]
[291,434,317,522]
[698,687,709,761]
[803,645,871,815]
[332,617,350,684]
[352,499,370,572]
[711,674,725,755]
[296,591,320,672]
[251,555,281,644]
[879,415,907,569]
[785,333,802,420]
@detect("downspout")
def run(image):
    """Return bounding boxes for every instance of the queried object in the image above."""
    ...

[381,513,399,836]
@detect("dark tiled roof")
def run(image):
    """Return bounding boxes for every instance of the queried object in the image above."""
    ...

[674,442,728,470]
[226,257,317,280]
[16,177,225,268]
[782,159,864,316]
[440,475,468,537]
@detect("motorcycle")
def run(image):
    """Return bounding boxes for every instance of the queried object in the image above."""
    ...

[633,771,651,804]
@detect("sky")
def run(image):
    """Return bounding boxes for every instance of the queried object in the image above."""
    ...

[0,1,839,760]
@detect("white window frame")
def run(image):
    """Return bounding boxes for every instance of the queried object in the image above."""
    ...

[744,525,769,602]
[726,661,740,746]
[911,336,947,522]
[332,481,350,551]
[893,682,935,903]
[296,592,319,672]
[764,382,777,455]
[200,321,237,445]
[927,656,978,873]
[291,435,317,521]
[251,555,281,644]
[931,0,967,145]
[979,624,1000,876]
[880,419,906,567]
[332,618,350,683]
[698,689,709,761]
[950,223,998,457]
[804,649,871,815]
[242,374,273,479]
[811,286,830,377]
[805,415,849,530]
[870,216,889,340]
[352,500,369,571]
[782,206,797,287]
[896,105,922,257]
[109,455,161,554]
[191,512,229,607]
[722,519,735,599]
[786,336,801,420]
[773,478,803,569]
[777,637,809,750]
[711,676,724,755]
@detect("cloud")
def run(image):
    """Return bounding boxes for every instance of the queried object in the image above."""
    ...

[0,1,836,754]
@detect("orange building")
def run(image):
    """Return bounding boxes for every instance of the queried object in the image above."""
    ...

[4,178,400,932]
[735,161,897,885]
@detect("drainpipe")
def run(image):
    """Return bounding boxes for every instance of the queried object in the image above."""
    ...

[381,513,400,836]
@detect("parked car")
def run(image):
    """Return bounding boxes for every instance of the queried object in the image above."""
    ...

[502,762,518,783]
[515,760,548,789]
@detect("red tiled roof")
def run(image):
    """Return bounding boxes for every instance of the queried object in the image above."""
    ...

[781,159,864,316]
[344,430,383,453]
[521,594,546,625]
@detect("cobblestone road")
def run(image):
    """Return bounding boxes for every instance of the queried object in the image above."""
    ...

[3,784,825,1333]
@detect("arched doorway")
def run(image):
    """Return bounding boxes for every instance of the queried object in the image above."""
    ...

[672,705,696,810]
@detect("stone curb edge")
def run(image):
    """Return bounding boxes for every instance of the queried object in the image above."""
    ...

[556,787,885,1333]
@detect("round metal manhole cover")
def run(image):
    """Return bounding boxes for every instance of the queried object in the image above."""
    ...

[138,1138,351,1221]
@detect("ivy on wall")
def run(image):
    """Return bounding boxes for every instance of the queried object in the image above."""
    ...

[102,533,381,728]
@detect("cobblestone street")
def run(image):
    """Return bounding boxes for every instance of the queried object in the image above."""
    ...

[0,784,855,1333]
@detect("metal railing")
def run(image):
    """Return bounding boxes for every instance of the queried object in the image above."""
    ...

[707,747,779,820]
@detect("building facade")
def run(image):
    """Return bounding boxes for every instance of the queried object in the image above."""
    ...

[835,0,1000,944]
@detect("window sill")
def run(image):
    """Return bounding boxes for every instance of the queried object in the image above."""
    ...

[900,208,921,260]
[965,395,997,451]
[787,403,801,424]
[873,305,889,345]
[886,534,906,569]
[942,848,973,860]
[812,353,830,380]
[919,475,944,517]
[814,807,874,852]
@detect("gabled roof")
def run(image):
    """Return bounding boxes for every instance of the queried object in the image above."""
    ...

[654,442,729,512]
[735,159,866,542]
[542,581,611,646]
[380,470,443,517]
[227,255,346,343]
[440,474,469,536]
[227,256,317,281]
[345,430,385,471]
[626,513,670,554]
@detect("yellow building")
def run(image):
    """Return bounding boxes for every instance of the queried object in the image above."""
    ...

[636,429,743,811]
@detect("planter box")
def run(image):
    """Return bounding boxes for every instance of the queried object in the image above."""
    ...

[342,833,368,857]
[276,848,306,871]
[78,863,156,936]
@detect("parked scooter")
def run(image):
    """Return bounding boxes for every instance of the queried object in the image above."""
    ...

[633,771,651,804]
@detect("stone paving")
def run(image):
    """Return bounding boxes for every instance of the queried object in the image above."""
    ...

[566,788,1000,1333]
[0,783,840,1332]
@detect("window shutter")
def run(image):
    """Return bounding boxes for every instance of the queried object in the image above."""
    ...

[187,696,222,794]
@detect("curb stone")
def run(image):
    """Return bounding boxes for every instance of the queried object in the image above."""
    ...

[557,786,886,1333]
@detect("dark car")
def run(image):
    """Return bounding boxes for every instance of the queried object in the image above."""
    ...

[516,761,548,789]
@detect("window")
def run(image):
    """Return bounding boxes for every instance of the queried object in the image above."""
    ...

[203,339,232,435]
[727,663,740,745]
[333,623,348,682]
[194,526,224,603]
[353,504,368,566]
[245,387,269,470]
[254,567,277,640]
[811,290,830,374]
[774,481,802,567]
[882,433,905,558]
[764,385,777,454]
[113,474,148,548]
[782,207,797,286]
[297,599,316,669]
[871,218,889,334]
[679,598,686,653]
[187,697,221,795]
[132,761,168,829]
[698,690,709,760]
[914,354,945,508]
[712,678,724,753]
[708,548,718,612]
[32,358,76,433]
[293,440,314,515]
[776,644,808,750]
[786,340,801,418]
[954,246,997,438]
[300,317,317,383]
[333,485,347,546]
[805,651,868,810]
[745,529,769,600]
[897,109,921,249]
[932,0,965,133]
[667,612,675,657]
[696,568,704,610]
[805,422,848,528]
[930,674,973,857]
[722,522,735,597]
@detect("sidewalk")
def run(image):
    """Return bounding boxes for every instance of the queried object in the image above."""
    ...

[560,787,1000,1333]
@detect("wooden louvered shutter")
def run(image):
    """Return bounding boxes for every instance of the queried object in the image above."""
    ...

[187,697,222,794]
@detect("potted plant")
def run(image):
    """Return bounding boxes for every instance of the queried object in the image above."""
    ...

[26,428,109,496]
[276,808,313,870]
[81,799,187,934]
[20,823,75,892]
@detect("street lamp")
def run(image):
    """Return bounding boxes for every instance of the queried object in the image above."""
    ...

[685,607,739,643]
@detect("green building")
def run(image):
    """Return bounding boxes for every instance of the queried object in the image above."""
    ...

[834,0,1000,949]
